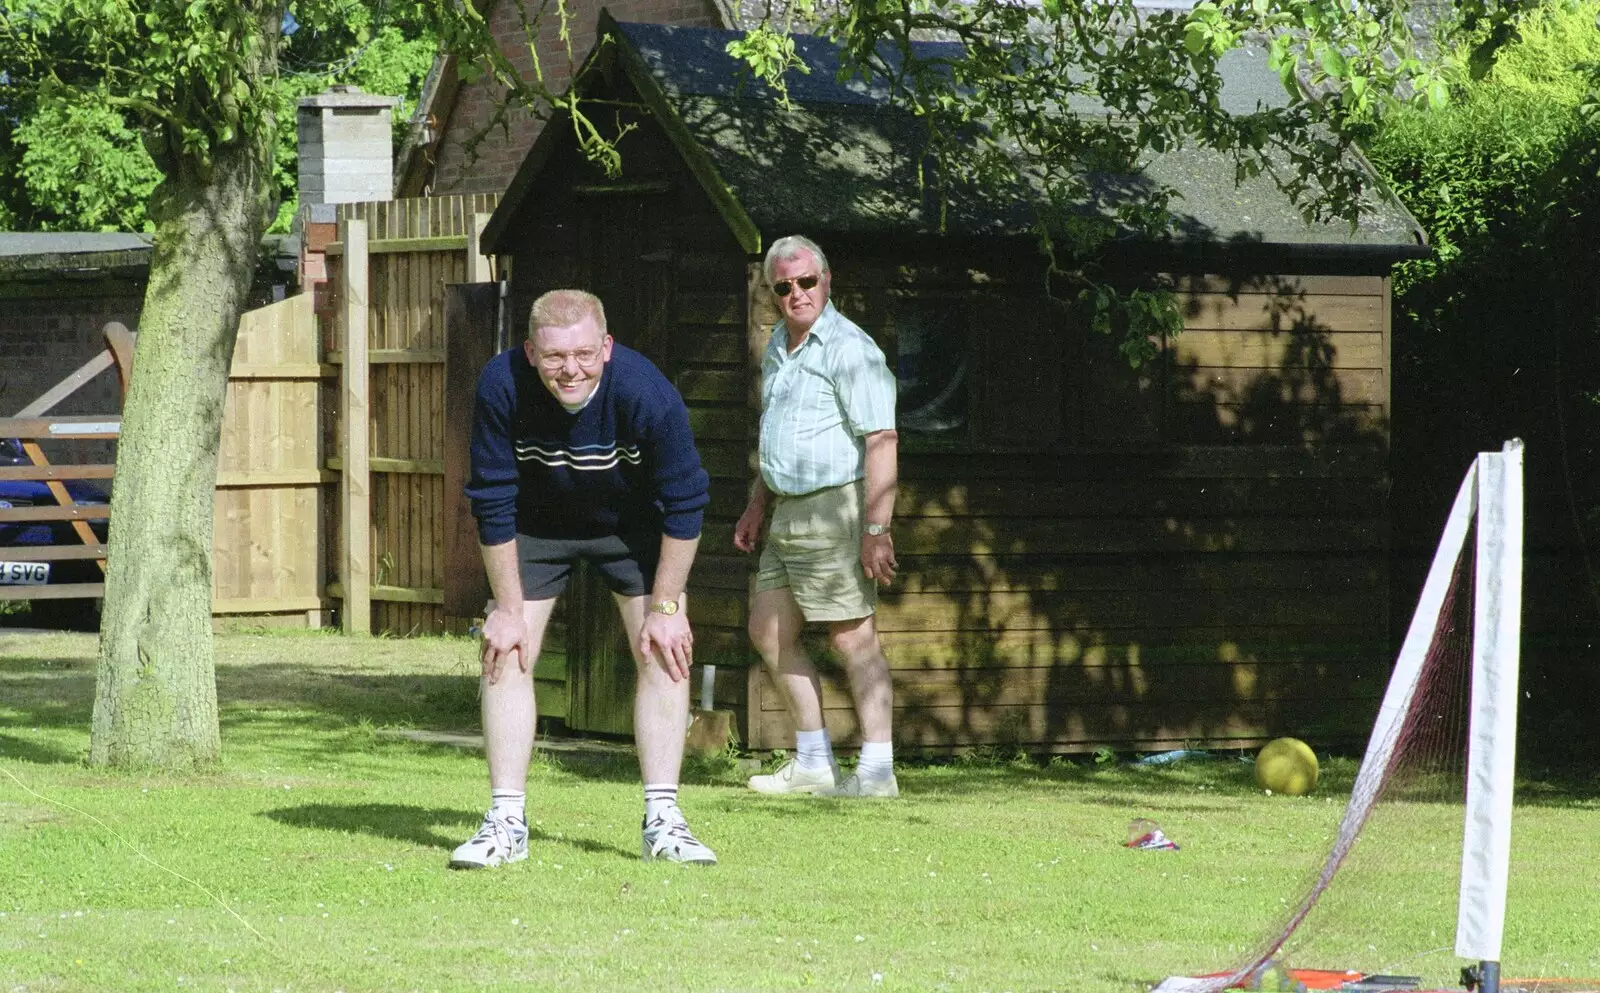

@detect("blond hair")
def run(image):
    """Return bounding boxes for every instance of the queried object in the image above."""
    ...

[528,289,607,339]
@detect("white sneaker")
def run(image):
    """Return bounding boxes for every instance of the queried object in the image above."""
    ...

[747,759,839,795]
[821,772,900,798]
[448,811,529,870]
[641,807,717,865]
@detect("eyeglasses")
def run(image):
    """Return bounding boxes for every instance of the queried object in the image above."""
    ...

[772,274,821,298]
[535,348,603,372]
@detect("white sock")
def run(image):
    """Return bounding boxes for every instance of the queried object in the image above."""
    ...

[857,740,894,781]
[644,784,679,822]
[794,727,834,772]
[490,789,526,824]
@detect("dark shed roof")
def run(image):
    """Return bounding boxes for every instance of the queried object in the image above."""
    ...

[0,233,154,281]
[0,232,299,287]
[483,16,1426,258]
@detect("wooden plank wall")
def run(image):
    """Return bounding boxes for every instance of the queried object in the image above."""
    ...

[325,194,499,635]
[735,257,1393,754]
[666,251,760,673]
[1163,274,1388,445]
[214,293,326,620]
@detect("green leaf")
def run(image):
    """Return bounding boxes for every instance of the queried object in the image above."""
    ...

[1278,57,1299,96]
[1326,47,1347,77]
[1267,34,1290,70]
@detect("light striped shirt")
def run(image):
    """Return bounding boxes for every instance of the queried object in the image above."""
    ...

[759,302,897,497]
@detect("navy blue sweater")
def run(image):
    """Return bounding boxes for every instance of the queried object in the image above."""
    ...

[466,343,710,545]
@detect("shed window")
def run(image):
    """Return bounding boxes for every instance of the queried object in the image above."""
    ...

[875,291,1064,451]
[893,305,969,437]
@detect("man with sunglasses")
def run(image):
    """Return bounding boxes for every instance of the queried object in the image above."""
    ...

[735,235,902,798]
[457,288,717,868]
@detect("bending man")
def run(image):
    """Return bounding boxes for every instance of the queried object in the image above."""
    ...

[735,235,901,798]
[456,289,716,867]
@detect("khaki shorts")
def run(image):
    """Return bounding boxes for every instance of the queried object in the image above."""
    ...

[754,479,877,622]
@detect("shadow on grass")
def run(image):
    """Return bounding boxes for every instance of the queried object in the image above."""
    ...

[261,802,636,860]
[0,731,80,765]
[216,668,483,732]
[517,747,752,790]
[0,633,482,740]
[892,756,1283,799]
[2,634,1598,804]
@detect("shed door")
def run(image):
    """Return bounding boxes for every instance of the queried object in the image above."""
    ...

[563,192,674,735]
[581,193,674,367]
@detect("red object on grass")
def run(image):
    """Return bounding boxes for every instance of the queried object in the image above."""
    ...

[1194,967,1362,989]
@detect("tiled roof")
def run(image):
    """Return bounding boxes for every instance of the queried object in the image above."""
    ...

[613,20,1426,252]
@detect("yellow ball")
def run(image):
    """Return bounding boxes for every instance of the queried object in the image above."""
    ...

[1256,737,1319,795]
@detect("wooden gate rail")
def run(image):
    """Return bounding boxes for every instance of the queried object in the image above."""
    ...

[0,465,115,482]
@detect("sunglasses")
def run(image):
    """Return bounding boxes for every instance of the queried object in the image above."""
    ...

[773,274,821,297]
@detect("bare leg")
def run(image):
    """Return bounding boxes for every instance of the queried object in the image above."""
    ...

[483,598,558,791]
[748,586,825,731]
[615,593,690,784]
[828,614,892,743]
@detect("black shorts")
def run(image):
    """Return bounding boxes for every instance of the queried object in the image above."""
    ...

[516,533,659,600]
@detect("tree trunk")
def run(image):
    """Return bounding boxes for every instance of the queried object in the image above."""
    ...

[90,131,273,768]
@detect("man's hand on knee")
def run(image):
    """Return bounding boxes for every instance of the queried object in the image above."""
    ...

[481,604,532,684]
[639,610,693,682]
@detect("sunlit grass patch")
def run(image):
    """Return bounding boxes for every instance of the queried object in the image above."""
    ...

[1,629,1597,992]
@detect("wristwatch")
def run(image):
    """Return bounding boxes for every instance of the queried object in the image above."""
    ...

[863,522,890,537]
[649,599,680,616]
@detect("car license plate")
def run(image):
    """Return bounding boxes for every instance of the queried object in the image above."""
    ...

[0,561,50,585]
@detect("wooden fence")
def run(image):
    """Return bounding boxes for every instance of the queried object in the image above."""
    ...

[213,293,325,620]
[208,194,499,633]
[0,298,324,626]
[321,194,499,635]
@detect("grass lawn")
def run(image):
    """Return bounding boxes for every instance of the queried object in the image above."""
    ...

[2,629,1597,993]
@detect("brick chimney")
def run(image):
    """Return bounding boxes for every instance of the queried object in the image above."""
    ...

[297,85,401,206]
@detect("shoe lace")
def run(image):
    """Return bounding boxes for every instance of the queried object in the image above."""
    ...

[475,812,524,846]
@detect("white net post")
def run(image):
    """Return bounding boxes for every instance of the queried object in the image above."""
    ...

[1456,439,1524,973]
[1153,441,1526,993]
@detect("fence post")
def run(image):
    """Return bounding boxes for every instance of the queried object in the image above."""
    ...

[466,212,492,284]
[340,218,371,634]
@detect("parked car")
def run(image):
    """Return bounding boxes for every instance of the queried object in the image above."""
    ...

[0,438,109,629]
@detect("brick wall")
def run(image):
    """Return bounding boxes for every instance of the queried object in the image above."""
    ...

[0,287,143,464]
[431,0,725,195]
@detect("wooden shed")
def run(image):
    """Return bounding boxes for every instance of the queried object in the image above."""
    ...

[468,15,1428,753]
